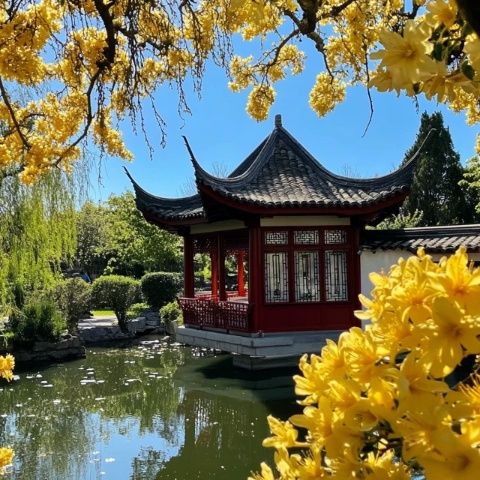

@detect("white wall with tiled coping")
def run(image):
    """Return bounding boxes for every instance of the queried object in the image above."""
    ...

[360,249,480,298]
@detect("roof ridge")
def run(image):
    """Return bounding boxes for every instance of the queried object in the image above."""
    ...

[190,129,278,186]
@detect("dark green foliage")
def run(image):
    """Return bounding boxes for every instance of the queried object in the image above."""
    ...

[160,301,183,324]
[460,155,480,221]
[10,299,66,346]
[91,275,140,333]
[374,209,423,230]
[127,302,149,319]
[75,202,108,277]
[11,280,26,310]
[74,193,182,280]
[402,112,473,226]
[100,192,182,277]
[54,278,92,334]
[141,272,181,310]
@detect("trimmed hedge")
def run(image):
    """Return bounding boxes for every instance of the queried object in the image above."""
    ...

[92,275,140,333]
[140,272,181,310]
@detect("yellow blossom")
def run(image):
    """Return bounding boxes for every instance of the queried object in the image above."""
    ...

[371,20,436,86]
[0,354,14,382]
[246,84,275,121]
[426,0,458,29]
[248,462,275,480]
[420,430,480,480]
[309,73,345,117]
[428,246,480,314]
[0,447,13,474]
[262,416,300,449]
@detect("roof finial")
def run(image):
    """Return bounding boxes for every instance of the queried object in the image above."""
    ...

[275,114,282,128]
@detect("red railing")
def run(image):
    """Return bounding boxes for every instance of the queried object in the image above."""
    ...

[178,297,251,332]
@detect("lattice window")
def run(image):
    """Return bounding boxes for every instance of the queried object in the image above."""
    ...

[294,251,320,302]
[325,251,348,301]
[294,230,319,245]
[325,229,347,244]
[264,252,289,303]
[265,231,288,245]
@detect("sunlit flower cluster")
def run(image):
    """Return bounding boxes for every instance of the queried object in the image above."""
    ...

[0,354,14,382]
[250,247,480,479]
[309,74,346,117]
[0,448,13,476]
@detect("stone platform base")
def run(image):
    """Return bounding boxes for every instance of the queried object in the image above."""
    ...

[175,326,342,370]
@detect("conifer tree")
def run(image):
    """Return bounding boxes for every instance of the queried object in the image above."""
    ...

[402,111,472,226]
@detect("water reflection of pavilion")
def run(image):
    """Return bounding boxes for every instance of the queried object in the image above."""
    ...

[156,388,291,479]
[150,356,297,479]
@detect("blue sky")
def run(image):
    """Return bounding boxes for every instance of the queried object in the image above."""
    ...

[89,55,479,201]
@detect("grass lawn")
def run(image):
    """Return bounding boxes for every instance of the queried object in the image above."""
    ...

[91,309,115,317]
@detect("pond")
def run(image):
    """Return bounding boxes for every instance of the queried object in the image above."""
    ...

[0,337,299,479]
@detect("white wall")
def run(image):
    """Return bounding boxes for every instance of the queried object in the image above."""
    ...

[360,249,480,297]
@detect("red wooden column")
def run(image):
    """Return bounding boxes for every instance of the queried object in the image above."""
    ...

[248,224,262,332]
[237,251,246,297]
[210,248,218,299]
[183,235,195,298]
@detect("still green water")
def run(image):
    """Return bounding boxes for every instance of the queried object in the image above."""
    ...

[0,338,298,480]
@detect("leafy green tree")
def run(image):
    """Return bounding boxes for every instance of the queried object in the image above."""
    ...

[0,171,77,314]
[374,209,424,230]
[460,155,480,221]
[401,112,473,226]
[75,202,108,277]
[100,192,181,277]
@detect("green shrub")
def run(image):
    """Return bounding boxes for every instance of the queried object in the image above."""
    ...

[91,275,140,332]
[54,278,92,333]
[127,302,149,319]
[160,300,183,325]
[10,299,66,346]
[140,272,181,310]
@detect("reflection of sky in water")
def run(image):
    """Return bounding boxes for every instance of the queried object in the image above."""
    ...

[86,414,183,479]
[0,339,297,479]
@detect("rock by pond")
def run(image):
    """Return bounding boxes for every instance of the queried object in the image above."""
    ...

[2,335,86,365]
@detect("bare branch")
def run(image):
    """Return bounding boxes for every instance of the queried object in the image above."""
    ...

[0,76,30,149]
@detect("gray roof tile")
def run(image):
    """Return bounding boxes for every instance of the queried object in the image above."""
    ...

[361,225,480,253]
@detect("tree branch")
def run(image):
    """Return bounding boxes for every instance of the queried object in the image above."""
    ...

[0,76,30,149]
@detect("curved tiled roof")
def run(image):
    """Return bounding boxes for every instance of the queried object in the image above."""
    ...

[128,116,419,225]
[125,168,205,221]
[190,124,417,209]
[361,225,480,253]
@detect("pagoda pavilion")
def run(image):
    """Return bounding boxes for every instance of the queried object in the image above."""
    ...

[128,115,418,366]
